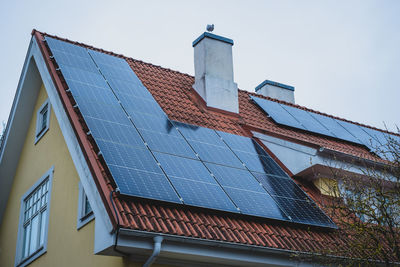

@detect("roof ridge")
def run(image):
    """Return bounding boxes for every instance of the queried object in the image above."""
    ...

[33,29,194,80]
[246,91,399,137]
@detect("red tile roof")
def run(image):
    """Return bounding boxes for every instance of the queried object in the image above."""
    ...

[32,30,396,257]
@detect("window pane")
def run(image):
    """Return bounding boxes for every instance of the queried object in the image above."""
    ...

[84,195,92,216]
[39,209,47,246]
[29,215,40,255]
[41,109,48,130]
[23,223,31,258]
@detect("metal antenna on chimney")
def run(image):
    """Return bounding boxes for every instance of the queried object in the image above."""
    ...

[206,24,214,32]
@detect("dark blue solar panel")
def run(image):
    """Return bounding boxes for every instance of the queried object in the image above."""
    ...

[84,117,146,150]
[217,131,263,154]
[251,96,304,130]
[251,173,308,200]
[51,50,98,73]
[273,196,335,227]
[117,92,166,117]
[97,63,139,83]
[281,104,333,137]
[234,150,286,176]
[108,164,181,203]
[361,127,387,148]
[108,78,154,100]
[140,130,197,159]
[189,141,245,169]
[131,113,179,135]
[46,37,88,58]
[59,65,109,88]
[88,49,129,68]
[335,119,373,147]
[77,101,131,125]
[66,80,118,106]
[175,122,225,146]
[205,163,265,193]
[252,96,371,148]
[309,112,360,144]
[155,152,216,184]
[223,187,288,220]
[96,140,161,173]
[168,177,238,212]
[154,152,238,211]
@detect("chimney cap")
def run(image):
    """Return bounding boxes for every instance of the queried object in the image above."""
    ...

[255,80,295,92]
[192,32,234,47]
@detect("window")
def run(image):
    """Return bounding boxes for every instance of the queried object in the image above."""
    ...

[15,167,53,267]
[77,182,94,229]
[34,99,50,144]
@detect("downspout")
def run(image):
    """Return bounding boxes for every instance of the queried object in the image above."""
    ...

[143,236,163,267]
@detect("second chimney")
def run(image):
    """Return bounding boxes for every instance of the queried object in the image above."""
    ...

[192,32,238,113]
[255,80,295,104]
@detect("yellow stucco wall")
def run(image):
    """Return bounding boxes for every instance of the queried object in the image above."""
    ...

[0,84,170,267]
[313,177,339,197]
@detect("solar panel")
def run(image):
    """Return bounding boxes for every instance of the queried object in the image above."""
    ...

[281,104,333,137]
[59,65,109,88]
[46,37,337,228]
[217,131,265,154]
[251,96,395,151]
[189,141,245,169]
[133,113,180,135]
[84,117,146,150]
[251,173,308,200]
[223,187,288,219]
[206,163,265,193]
[273,196,335,227]
[51,50,99,73]
[154,152,238,212]
[108,164,181,203]
[140,130,197,159]
[250,96,305,130]
[88,49,129,68]
[107,78,154,100]
[309,112,360,144]
[175,122,225,146]
[46,37,88,58]
[335,119,373,147]
[117,92,166,117]
[65,80,118,106]
[77,101,131,125]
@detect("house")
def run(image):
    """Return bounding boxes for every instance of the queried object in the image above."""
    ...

[0,29,398,267]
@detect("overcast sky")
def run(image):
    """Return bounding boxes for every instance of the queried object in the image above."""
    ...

[0,0,399,134]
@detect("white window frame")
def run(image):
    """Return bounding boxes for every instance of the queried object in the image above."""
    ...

[77,182,94,230]
[15,166,54,267]
[34,99,51,144]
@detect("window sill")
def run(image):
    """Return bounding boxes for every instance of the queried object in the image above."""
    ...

[77,212,94,230]
[34,126,49,145]
[16,246,46,267]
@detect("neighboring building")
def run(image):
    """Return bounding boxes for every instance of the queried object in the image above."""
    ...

[0,29,398,267]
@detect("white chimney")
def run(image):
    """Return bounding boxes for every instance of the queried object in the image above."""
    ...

[255,80,295,104]
[193,32,238,113]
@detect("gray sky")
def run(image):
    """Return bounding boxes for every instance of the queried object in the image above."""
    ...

[1,0,399,134]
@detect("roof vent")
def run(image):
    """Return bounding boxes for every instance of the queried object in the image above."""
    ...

[192,32,238,113]
[255,80,295,104]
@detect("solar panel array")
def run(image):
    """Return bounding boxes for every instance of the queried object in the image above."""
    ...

[251,96,399,160]
[46,37,336,228]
